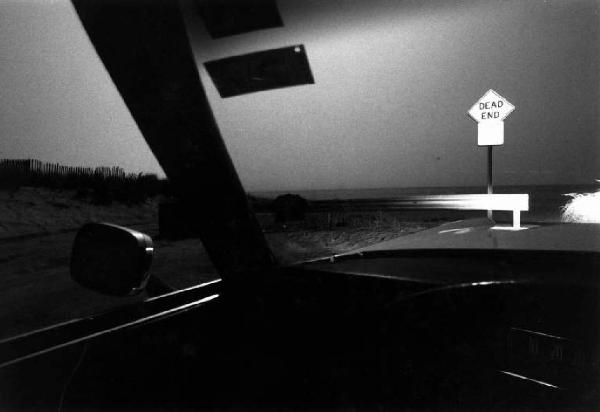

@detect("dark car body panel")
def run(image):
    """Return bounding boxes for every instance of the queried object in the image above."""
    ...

[3,260,599,410]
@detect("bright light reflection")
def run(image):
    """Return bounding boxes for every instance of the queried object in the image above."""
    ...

[439,228,474,234]
[491,225,529,231]
[561,187,600,223]
[499,370,561,389]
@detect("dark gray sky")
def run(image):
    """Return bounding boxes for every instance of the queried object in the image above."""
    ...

[1,0,599,191]
[0,0,161,175]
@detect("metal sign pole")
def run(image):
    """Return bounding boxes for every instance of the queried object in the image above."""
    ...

[487,146,493,219]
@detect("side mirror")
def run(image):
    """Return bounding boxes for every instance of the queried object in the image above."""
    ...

[71,222,153,296]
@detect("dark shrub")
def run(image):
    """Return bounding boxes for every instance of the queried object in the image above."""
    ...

[271,194,308,222]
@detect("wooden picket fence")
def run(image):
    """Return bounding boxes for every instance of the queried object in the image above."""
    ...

[0,159,166,203]
[0,159,128,181]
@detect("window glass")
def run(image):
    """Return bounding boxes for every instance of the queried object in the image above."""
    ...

[0,0,217,340]
[182,0,600,262]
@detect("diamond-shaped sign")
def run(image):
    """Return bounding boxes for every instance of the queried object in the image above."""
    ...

[468,89,514,123]
[468,89,515,146]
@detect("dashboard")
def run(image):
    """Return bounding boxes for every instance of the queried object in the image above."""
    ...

[285,249,600,407]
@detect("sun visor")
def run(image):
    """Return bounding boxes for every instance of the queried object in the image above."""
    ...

[204,45,315,98]
[195,0,283,38]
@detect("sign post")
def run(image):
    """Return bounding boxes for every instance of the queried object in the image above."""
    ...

[487,146,492,195]
[468,89,515,219]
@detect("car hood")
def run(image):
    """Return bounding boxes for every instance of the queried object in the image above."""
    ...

[342,218,600,255]
[302,219,600,286]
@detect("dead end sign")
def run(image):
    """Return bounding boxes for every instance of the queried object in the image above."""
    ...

[468,89,515,146]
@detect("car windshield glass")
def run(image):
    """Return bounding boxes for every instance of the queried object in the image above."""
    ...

[182,0,599,263]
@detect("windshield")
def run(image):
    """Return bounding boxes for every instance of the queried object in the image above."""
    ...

[181,0,599,261]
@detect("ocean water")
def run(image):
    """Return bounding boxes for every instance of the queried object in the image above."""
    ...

[253,184,599,223]
[255,184,596,202]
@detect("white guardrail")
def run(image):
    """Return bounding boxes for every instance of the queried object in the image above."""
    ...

[400,194,530,229]
[310,194,530,229]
